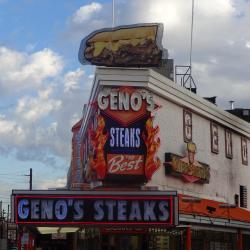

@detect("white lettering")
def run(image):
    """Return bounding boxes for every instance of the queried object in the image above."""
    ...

[118,201,127,221]
[146,94,154,111]
[109,127,141,148]
[97,89,155,111]
[108,155,143,173]
[130,92,142,111]
[135,128,140,148]
[110,128,115,147]
[74,201,84,220]
[98,91,109,110]
[18,199,29,219]
[130,128,135,147]
[41,200,53,219]
[119,92,129,110]
[144,201,156,221]
[55,200,67,220]
[158,201,169,221]
[120,128,124,147]
[94,200,104,221]
[124,128,130,147]
[110,91,118,110]
[31,200,40,219]
[129,201,142,221]
[106,200,116,221]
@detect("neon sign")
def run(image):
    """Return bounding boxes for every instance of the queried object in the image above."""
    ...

[15,192,178,226]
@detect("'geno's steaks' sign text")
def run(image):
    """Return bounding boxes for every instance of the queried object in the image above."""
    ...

[14,192,178,226]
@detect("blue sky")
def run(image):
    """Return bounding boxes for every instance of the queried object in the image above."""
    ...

[1,0,250,211]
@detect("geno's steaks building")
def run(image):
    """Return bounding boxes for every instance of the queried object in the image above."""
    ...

[12,24,250,250]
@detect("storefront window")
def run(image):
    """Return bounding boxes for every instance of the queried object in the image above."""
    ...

[191,229,237,250]
[76,227,186,250]
[243,234,250,250]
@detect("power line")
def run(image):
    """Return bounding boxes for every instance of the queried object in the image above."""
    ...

[0,176,27,180]
[0,171,26,175]
[0,173,25,175]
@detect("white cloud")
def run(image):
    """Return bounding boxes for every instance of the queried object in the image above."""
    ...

[15,86,62,122]
[72,2,102,24]
[0,115,26,145]
[64,68,85,93]
[196,0,235,18]
[0,47,63,95]
[0,54,93,165]
[37,177,66,190]
[245,41,250,48]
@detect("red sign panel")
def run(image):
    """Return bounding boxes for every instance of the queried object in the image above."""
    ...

[89,87,161,183]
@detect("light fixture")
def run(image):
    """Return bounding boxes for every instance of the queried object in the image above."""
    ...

[37,227,80,234]
[59,227,80,233]
[206,206,216,214]
[37,227,59,234]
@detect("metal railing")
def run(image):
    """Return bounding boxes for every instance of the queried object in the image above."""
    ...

[175,65,196,93]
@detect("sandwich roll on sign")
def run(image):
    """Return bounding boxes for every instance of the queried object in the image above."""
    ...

[89,87,161,183]
[78,23,164,67]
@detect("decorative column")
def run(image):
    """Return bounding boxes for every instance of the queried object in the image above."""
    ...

[186,226,191,250]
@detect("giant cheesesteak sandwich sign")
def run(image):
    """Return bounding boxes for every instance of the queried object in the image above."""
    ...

[90,87,160,183]
[78,23,164,67]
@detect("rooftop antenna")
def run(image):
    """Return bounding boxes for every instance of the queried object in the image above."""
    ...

[229,101,235,110]
[175,0,197,92]
[190,0,195,77]
[112,0,115,27]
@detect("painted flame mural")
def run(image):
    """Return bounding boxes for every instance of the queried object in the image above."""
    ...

[89,115,108,179]
[142,117,161,180]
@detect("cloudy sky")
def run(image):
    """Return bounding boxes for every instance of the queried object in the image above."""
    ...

[0,0,250,210]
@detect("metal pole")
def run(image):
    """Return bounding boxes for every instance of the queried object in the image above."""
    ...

[112,0,115,27]
[189,0,194,77]
[29,168,32,190]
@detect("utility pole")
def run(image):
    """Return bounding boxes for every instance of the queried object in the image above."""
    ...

[25,168,32,190]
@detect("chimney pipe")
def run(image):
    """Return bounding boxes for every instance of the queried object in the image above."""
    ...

[229,101,235,110]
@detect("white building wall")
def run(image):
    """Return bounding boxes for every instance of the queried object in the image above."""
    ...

[91,67,250,207]
[149,94,250,206]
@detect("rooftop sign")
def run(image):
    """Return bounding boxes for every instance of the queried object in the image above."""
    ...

[78,23,164,67]
[89,87,161,183]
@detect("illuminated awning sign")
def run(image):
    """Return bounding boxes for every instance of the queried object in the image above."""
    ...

[14,191,178,226]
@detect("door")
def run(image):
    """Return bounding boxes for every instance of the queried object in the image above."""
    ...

[101,234,145,250]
